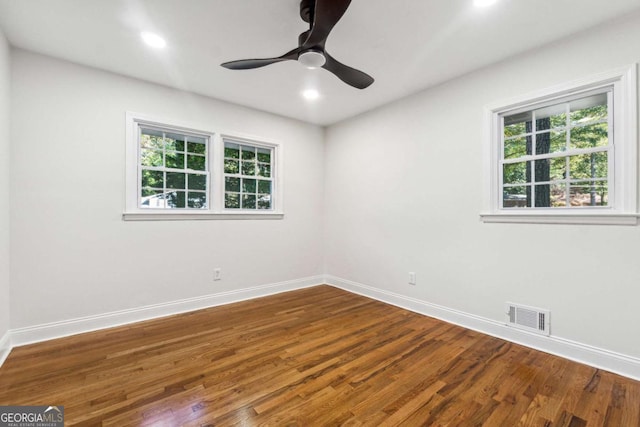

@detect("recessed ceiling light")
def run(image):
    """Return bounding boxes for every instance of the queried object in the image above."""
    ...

[141,32,166,49]
[302,89,320,101]
[474,0,497,7]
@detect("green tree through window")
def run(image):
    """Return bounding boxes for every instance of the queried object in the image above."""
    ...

[502,93,609,209]
[139,127,208,209]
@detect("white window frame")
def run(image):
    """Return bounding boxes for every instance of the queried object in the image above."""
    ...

[481,65,638,225]
[220,135,279,212]
[124,112,284,220]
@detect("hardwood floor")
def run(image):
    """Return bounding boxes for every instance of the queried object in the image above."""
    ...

[1,285,639,426]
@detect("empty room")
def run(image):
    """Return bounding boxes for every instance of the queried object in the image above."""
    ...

[1,0,640,425]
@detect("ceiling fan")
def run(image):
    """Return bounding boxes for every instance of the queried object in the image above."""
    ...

[221,0,374,89]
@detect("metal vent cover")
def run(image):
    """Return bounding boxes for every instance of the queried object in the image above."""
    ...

[506,302,550,336]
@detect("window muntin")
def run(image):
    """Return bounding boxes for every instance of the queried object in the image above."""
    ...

[138,126,209,210]
[500,91,612,209]
[223,140,274,210]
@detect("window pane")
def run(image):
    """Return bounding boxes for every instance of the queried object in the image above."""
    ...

[258,180,271,194]
[534,184,551,207]
[570,94,607,126]
[570,123,608,150]
[535,117,552,133]
[140,149,163,167]
[242,161,256,176]
[258,195,271,210]
[570,152,607,180]
[503,186,529,208]
[142,170,164,189]
[225,177,240,192]
[257,148,271,163]
[536,157,566,182]
[569,181,608,206]
[241,146,256,160]
[187,192,207,209]
[258,163,271,178]
[166,172,186,189]
[141,127,163,137]
[242,194,257,209]
[503,161,530,185]
[503,112,531,138]
[165,133,185,152]
[142,188,159,197]
[534,183,568,207]
[550,183,567,207]
[225,143,240,159]
[550,157,566,181]
[140,130,164,149]
[188,174,206,190]
[534,103,566,130]
[166,153,185,169]
[550,114,567,129]
[242,178,257,193]
[225,192,240,209]
[549,131,567,153]
[166,191,186,208]
[535,131,554,155]
[187,155,206,171]
[187,141,206,154]
[534,159,548,183]
[225,159,239,174]
[504,136,529,160]
[140,189,165,208]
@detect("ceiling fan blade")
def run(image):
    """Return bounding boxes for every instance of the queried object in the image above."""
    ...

[322,53,374,89]
[303,0,352,48]
[221,48,299,70]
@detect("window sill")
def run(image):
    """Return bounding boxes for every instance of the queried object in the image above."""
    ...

[123,211,284,221]
[480,212,638,225]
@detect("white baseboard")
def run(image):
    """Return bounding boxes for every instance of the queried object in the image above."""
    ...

[8,276,324,349]
[325,275,640,381]
[0,331,10,367]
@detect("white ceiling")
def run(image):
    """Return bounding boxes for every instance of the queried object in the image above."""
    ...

[1,0,639,126]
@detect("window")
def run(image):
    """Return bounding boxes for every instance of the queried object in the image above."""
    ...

[124,113,283,220]
[139,126,209,210]
[482,65,637,225]
[223,140,274,210]
[502,92,610,209]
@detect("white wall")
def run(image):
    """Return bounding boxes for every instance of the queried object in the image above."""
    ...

[9,50,324,329]
[0,28,10,346]
[325,12,640,359]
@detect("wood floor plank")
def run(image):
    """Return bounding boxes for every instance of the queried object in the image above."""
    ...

[1,285,639,426]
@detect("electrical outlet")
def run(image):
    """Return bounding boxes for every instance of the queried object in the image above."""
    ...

[213,268,222,281]
[409,272,416,285]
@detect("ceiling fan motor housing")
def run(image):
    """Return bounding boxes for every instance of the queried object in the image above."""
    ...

[298,49,326,68]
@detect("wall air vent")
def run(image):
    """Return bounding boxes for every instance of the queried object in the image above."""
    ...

[505,302,550,336]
